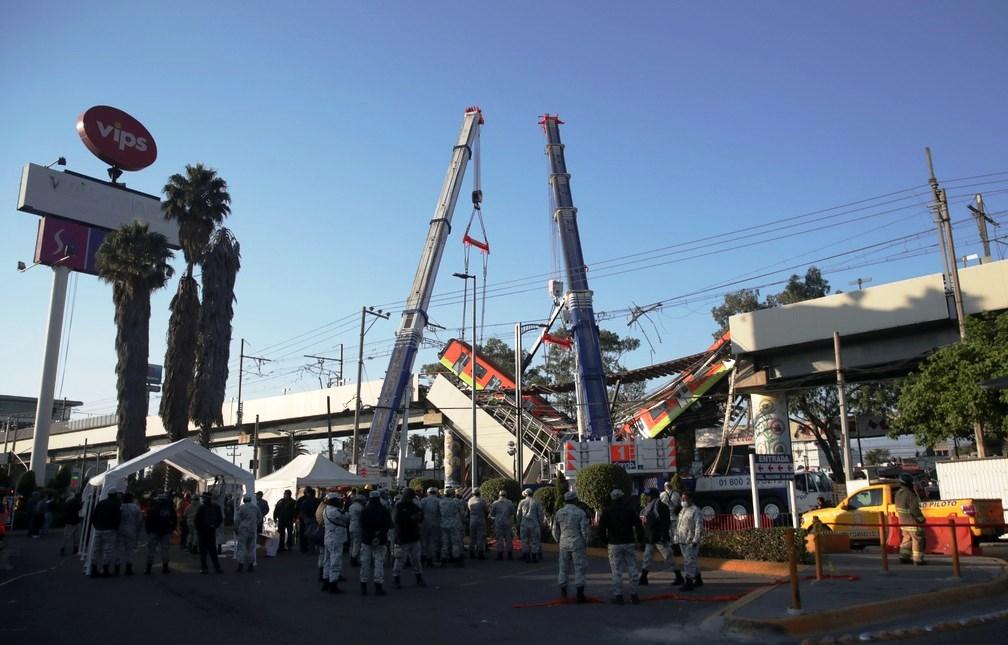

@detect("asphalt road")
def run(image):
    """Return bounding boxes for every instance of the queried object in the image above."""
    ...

[0,533,768,645]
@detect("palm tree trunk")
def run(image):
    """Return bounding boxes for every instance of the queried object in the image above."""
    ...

[114,283,152,462]
[160,269,200,441]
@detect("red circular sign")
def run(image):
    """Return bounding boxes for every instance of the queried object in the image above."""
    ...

[76,105,157,171]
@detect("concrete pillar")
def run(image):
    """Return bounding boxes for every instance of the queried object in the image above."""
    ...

[751,393,791,456]
[443,429,459,488]
[256,445,273,477]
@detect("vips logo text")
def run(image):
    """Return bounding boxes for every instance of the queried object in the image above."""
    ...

[76,105,158,172]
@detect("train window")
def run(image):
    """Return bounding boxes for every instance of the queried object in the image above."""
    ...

[473,363,487,379]
[486,376,502,390]
[647,400,668,420]
[452,354,470,373]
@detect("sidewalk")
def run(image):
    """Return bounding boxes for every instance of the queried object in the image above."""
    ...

[713,550,1008,637]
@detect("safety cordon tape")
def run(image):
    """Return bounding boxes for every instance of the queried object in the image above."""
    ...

[513,591,744,609]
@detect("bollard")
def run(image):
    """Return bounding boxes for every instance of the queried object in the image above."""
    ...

[785,527,801,611]
[879,514,889,572]
[948,518,961,578]
[814,533,823,580]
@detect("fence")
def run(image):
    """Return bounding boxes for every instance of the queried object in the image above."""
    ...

[704,512,795,531]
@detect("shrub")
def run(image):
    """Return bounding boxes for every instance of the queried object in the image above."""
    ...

[16,471,36,497]
[573,464,631,515]
[409,477,443,492]
[479,477,521,503]
[701,527,811,563]
[50,465,72,492]
[533,486,558,518]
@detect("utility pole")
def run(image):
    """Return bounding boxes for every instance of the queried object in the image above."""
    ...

[305,352,344,388]
[326,396,334,461]
[237,339,271,443]
[968,194,996,262]
[926,149,984,457]
[834,332,853,481]
[351,306,389,468]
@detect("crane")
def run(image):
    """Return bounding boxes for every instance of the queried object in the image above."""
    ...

[360,107,484,471]
[540,114,614,439]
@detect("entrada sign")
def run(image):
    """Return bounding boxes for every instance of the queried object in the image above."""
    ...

[76,105,157,171]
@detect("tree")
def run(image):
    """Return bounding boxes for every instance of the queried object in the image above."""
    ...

[271,439,308,470]
[711,288,764,337]
[864,448,891,465]
[96,221,175,461]
[894,313,1008,454]
[573,463,631,516]
[408,434,427,464]
[190,228,241,447]
[766,267,831,307]
[160,164,232,444]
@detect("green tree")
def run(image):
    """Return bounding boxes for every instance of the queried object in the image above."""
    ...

[190,228,241,447]
[271,439,308,470]
[711,288,764,337]
[96,221,175,461]
[160,164,231,444]
[480,477,521,503]
[533,486,558,518]
[864,448,891,465]
[766,267,830,307]
[573,463,631,516]
[894,313,1008,454]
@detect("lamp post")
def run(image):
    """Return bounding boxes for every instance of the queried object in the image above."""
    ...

[453,272,478,489]
[514,322,548,485]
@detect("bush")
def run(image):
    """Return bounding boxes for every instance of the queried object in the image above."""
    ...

[701,527,811,563]
[479,477,521,503]
[50,465,72,492]
[17,471,36,497]
[408,477,443,492]
[573,464,631,516]
[533,486,557,517]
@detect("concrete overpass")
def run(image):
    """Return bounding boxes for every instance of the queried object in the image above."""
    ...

[729,259,1008,392]
[5,377,440,469]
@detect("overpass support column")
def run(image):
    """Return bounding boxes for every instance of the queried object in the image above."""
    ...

[751,393,792,456]
[444,429,463,489]
[256,445,273,478]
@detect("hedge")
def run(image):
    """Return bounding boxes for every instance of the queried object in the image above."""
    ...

[533,486,558,518]
[479,477,521,503]
[701,526,811,563]
[573,464,631,515]
[408,477,443,492]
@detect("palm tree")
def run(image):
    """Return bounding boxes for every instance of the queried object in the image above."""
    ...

[159,164,231,442]
[271,439,308,470]
[190,228,241,447]
[408,434,427,465]
[96,221,174,461]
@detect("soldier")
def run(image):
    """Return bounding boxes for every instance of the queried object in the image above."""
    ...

[467,490,488,560]
[419,487,441,566]
[360,490,392,596]
[659,477,685,585]
[489,490,516,560]
[439,488,465,566]
[517,488,545,562]
[114,492,144,575]
[599,488,644,605]
[895,473,927,565]
[144,492,177,574]
[234,495,261,573]
[673,490,704,591]
[392,488,426,589]
[551,490,590,603]
[348,491,366,566]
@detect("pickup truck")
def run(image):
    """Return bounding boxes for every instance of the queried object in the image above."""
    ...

[801,480,1006,547]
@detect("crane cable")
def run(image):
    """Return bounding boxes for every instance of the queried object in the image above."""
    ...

[460,124,490,344]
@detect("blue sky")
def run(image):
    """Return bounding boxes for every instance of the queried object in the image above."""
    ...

[2,2,1006,423]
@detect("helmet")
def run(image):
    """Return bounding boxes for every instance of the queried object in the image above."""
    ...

[899,473,914,487]
[498,490,506,498]
[610,489,624,500]
[522,488,533,497]
[427,487,437,495]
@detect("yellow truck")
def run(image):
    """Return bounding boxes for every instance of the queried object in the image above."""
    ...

[801,480,1006,547]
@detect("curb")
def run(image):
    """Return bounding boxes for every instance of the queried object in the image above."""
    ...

[539,542,795,577]
[720,566,1008,636]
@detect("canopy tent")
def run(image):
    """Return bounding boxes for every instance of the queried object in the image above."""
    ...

[80,439,255,574]
[256,453,373,511]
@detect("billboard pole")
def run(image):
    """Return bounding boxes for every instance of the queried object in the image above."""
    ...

[29,264,70,485]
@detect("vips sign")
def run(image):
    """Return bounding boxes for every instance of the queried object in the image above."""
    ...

[76,106,157,171]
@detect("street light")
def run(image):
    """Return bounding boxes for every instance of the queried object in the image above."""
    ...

[453,272,479,489]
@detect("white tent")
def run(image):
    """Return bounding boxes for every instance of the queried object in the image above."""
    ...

[256,453,372,510]
[80,439,255,573]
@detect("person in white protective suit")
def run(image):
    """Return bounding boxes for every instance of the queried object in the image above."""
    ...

[321,492,349,594]
[234,495,261,573]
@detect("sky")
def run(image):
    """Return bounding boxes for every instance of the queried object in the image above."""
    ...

[2,2,1007,430]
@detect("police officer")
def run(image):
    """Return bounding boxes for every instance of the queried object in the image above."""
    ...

[517,488,545,562]
[895,473,927,565]
[489,490,516,560]
[419,487,441,566]
[552,490,590,603]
